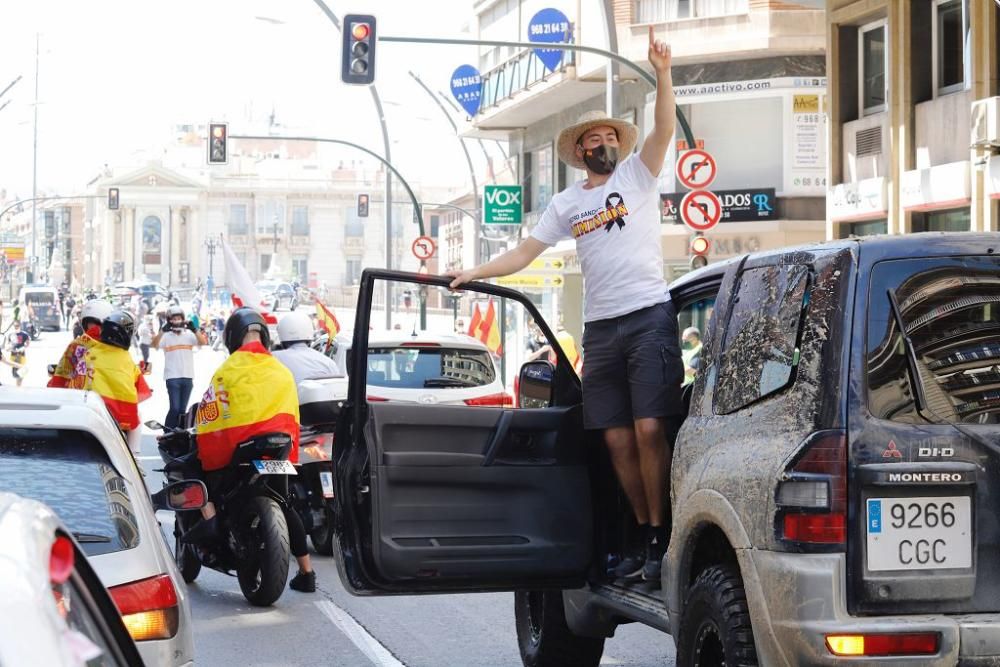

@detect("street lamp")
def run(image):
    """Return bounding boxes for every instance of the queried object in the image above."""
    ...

[204,234,221,276]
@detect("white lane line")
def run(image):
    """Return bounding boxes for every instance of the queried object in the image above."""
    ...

[316,600,406,667]
[137,456,162,461]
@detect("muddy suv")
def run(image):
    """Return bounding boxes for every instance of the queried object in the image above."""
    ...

[330,234,1000,666]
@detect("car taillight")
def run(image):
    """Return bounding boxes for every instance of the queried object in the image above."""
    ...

[826,633,939,657]
[49,535,75,585]
[302,433,334,461]
[367,395,389,402]
[464,392,514,407]
[777,430,846,547]
[108,574,179,641]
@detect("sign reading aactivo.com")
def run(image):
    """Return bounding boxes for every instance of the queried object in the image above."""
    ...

[484,185,523,224]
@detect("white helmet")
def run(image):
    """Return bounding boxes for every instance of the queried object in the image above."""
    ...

[277,311,314,347]
[80,299,113,326]
[166,305,185,320]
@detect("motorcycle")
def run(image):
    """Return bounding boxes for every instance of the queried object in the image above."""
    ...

[149,413,296,607]
[287,378,346,555]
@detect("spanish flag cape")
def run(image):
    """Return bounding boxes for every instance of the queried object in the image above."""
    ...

[195,341,300,472]
[69,337,152,431]
[47,325,101,389]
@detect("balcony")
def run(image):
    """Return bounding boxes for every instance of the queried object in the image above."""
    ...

[343,236,365,255]
[467,46,604,135]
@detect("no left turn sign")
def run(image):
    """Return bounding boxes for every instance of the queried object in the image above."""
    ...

[411,236,436,260]
[676,149,717,190]
[680,190,722,232]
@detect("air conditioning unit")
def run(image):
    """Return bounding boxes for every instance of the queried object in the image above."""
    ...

[971,97,1000,148]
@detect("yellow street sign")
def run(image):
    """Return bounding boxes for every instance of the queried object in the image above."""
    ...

[527,258,565,271]
[495,274,564,289]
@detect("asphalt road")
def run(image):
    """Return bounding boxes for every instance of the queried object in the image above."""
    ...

[23,324,677,667]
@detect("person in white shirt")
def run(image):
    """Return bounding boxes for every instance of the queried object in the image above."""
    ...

[273,311,342,399]
[152,306,208,428]
[447,28,680,584]
[137,316,155,368]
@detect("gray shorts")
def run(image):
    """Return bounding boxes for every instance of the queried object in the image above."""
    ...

[581,301,685,430]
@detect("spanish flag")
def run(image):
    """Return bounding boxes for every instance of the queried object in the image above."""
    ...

[48,333,98,389]
[195,342,300,472]
[315,301,341,337]
[71,338,152,431]
[472,300,503,356]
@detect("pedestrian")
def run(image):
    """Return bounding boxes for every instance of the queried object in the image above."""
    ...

[447,28,679,584]
[6,321,29,387]
[152,306,208,429]
[681,327,702,386]
[137,316,155,367]
[211,310,226,353]
[64,293,77,330]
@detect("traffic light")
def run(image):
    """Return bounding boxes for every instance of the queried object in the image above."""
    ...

[357,193,370,218]
[208,122,229,164]
[108,187,120,211]
[341,14,377,85]
[690,233,710,270]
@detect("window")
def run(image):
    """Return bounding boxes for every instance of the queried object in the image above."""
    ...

[715,265,811,414]
[933,0,967,95]
[527,143,553,212]
[345,207,365,238]
[256,198,285,236]
[677,295,717,387]
[859,20,887,115]
[867,256,1000,424]
[291,205,309,236]
[429,214,440,238]
[635,0,748,22]
[292,255,308,284]
[0,429,140,556]
[838,219,888,239]
[346,258,362,285]
[229,204,248,235]
[911,207,970,233]
[260,253,272,274]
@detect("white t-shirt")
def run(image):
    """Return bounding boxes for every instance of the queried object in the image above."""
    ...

[157,329,199,380]
[273,344,343,394]
[530,154,668,322]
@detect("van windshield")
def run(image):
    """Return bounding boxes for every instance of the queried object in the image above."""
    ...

[867,256,1000,424]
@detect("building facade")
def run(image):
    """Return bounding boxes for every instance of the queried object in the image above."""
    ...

[466,0,828,333]
[826,0,1000,236]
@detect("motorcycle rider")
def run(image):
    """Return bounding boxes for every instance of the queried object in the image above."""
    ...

[273,311,342,398]
[49,298,114,388]
[188,307,318,593]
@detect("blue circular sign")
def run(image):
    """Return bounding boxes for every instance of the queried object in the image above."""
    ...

[449,65,483,117]
[527,8,571,72]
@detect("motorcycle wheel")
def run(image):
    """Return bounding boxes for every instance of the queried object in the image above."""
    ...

[236,496,290,607]
[309,505,335,556]
[173,521,202,583]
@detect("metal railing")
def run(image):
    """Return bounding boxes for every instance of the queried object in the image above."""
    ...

[478,47,576,114]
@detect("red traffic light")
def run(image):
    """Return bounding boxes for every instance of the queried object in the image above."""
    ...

[351,22,371,41]
[211,125,225,139]
[691,235,710,255]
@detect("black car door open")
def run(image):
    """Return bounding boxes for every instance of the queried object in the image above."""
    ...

[332,269,594,594]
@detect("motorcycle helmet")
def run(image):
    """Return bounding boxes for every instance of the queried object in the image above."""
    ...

[166,305,185,328]
[81,298,114,329]
[276,311,314,349]
[223,307,270,354]
[101,310,136,350]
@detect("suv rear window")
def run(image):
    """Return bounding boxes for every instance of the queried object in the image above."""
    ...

[0,428,140,556]
[367,346,497,389]
[867,256,1000,424]
[715,264,810,414]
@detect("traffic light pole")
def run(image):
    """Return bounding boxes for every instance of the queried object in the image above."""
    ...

[378,35,697,149]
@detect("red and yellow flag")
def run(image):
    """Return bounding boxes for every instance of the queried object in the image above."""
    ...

[466,305,483,338]
[47,333,98,389]
[474,300,503,356]
[60,338,152,430]
[195,342,300,472]
[315,301,341,337]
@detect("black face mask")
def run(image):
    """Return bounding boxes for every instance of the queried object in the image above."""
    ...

[581,144,619,175]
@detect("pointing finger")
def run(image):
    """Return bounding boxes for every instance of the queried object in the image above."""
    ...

[648,25,654,45]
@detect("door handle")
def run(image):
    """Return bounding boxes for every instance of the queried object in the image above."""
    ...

[481,411,513,466]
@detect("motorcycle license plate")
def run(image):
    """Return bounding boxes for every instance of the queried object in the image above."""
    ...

[252,460,297,475]
[320,471,334,498]
[866,496,971,571]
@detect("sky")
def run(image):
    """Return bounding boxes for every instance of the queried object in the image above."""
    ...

[0,0,489,199]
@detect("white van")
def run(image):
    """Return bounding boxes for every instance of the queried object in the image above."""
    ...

[17,285,61,331]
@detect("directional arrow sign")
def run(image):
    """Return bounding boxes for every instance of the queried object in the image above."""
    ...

[495,274,564,289]
[411,235,436,260]
[680,190,722,232]
[676,149,717,191]
[527,258,565,271]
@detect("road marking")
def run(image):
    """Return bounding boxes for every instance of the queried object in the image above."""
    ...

[316,600,406,667]
[137,455,162,461]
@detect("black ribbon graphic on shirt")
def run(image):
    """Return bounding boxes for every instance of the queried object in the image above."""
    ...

[604,193,626,232]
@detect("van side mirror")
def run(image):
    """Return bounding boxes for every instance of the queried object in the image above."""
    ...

[518,360,555,409]
[151,480,208,512]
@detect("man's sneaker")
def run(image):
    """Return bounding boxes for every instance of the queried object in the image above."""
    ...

[642,531,667,583]
[289,570,317,593]
[611,555,644,580]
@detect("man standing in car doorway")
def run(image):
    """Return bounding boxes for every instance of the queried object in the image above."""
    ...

[447,27,682,583]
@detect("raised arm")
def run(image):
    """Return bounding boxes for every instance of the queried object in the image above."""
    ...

[445,237,549,289]
[639,25,675,177]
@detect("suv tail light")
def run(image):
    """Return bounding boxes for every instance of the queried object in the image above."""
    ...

[464,392,514,407]
[108,574,179,641]
[777,430,847,548]
[826,633,939,657]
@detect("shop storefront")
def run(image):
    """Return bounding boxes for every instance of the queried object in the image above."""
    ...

[829,177,888,237]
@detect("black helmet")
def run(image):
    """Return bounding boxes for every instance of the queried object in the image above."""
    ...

[101,310,136,350]
[223,307,270,354]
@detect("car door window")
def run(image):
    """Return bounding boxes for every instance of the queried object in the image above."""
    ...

[715,264,811,414]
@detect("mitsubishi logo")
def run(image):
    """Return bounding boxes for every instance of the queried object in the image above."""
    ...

[882,440,902,459]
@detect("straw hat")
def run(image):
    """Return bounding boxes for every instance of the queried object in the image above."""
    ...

[556,110,639,170]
